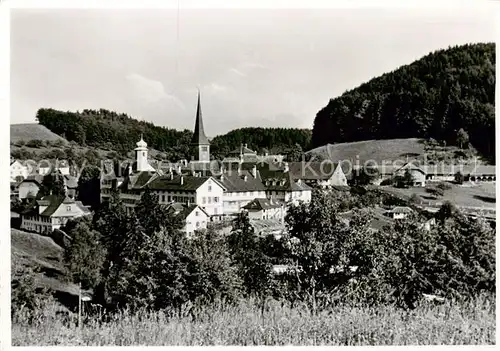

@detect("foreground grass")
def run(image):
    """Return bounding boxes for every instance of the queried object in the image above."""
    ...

[12,296,495,346]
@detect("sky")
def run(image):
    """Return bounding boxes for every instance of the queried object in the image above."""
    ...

[10,6,497,137]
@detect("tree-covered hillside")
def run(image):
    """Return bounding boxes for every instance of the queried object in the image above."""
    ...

[210,127,312,157]
[36,108,312,160]
[312,43,495,161]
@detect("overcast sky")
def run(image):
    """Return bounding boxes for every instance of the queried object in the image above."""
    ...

[10,6,496,136]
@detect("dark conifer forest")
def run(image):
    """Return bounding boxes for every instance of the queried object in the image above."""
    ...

[312,43,495,161]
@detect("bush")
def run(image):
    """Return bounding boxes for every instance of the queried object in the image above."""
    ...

[454,172,464,184]
[26,139,44,148]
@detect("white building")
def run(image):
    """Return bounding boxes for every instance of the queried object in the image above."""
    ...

[387,206,414,220]
[18,174,44,200]
[20,194,91,234]
[38,159,70,176]
[287,161,348,188]
[167,203,210,237]
[211,165,268,216]
[257,163,313,205]
[10,160,29,182]
[242,198,285,220]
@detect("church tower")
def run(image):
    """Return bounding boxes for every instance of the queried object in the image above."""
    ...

[134,135,154,172]
[191,90,210,162]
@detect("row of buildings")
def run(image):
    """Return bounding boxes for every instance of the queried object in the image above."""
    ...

[10,92,496,236]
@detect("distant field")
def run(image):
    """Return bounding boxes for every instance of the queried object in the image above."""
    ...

[307,138,481,166]
[10,123,68,143]
[382,182,496,209]
[307,138,426,164]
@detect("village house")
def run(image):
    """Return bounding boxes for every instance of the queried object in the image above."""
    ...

[286,161,348,188]
[146,173,226,219]
[393,162,426,187]
[167,202,210,237]
[257,163,313,204]
[17,170,79,200]
[20,194,91,234]
[242,197,285,220]
[387,206,414,220]
[38,159,70,176]
[211,165,268,216]
[18,174,44,200]
[10,159,29,182]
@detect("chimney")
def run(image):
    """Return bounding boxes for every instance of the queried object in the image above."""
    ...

[284,162,289,173]
[170,172,174,180]
[180,176,184,185]
[220,175,224,182]
[237,163,242,175]
[243,175,248,182]
[251,165,257,178]
[177,165,182,174]
[187,199,190,206]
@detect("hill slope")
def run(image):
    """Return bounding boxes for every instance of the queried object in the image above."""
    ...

[312,43,495,162]
[306,138,480,165]
[11,229,80,297]
[35,108,312,160]
[10,123,68,144]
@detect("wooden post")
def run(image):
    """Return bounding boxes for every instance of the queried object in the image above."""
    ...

[78,281,82,328]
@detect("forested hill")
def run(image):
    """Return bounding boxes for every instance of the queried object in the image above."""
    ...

[209,127,312,156]
[36,108,312,160]
[312,43,495,161]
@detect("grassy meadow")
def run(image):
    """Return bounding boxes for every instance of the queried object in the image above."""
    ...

[12,295,495,346]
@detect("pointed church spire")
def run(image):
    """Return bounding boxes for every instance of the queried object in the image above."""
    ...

[191,89,210,145]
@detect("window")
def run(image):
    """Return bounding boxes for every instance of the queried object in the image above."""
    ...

[208,197,212,204]
[161,195,165,202]
[196,222,200,227]
[66,205,71,211]
[195,211,199,216]
[202,146,208,152]
[202,197,206,204]
[167,196,171,202]
[214,197,219,203]
[142,151,146,157]
[208,186,212,192]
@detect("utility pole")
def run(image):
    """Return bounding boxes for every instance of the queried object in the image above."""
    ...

[78,281,82,329]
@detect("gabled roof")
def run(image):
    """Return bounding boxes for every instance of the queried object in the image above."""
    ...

[213,170,266,192]
[243,198,282,211]
[24,194,90,217]
[393,162,426,175]
[229,144,257,155]
[167,203,209,220]
[391,206,414,214]
[191,90,210,145]
[21,174,44,185]
[146,174,215,191]
[118,171,158,190]
[258,167,312,192]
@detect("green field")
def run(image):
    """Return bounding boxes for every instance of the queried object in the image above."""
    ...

[382,182,496,209]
